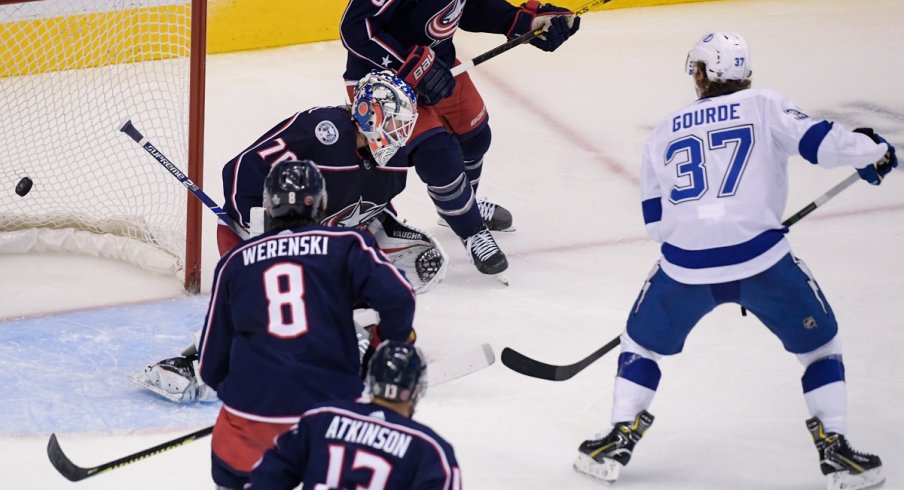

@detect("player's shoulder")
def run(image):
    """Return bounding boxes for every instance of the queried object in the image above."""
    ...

[292,105,356,144]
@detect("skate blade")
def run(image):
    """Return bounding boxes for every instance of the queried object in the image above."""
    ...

[827,466,885,490]
[494,273,509,286]
[573,453,622,484]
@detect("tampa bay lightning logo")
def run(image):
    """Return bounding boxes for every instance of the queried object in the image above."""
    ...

[703,33,714,42]
[324,198,386,228]
[426,0,465,45]
[315,120,339,145]
[783,107,809,120]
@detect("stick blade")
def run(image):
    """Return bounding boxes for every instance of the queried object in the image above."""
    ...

[427,343,495,386]
[501,347,561,381]
[47,433,93,482]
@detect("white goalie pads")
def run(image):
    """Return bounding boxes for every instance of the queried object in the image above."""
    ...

[367,210,448,294]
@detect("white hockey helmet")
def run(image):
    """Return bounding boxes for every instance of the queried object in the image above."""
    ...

[686,32,751,82]
[352,70,418,166]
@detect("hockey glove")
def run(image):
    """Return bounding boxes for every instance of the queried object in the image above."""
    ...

[853,128,898,185]
[397,45,455,106]
[508,1,580,53]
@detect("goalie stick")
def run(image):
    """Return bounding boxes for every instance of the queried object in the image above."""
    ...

[118,119,250,240]
[47,343,495,482]
[502,165,895,381]
[450,0,613,77]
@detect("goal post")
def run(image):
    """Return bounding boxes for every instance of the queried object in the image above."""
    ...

[0,0,207,293]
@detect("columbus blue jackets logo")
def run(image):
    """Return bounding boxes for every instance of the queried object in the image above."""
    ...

[426,0,465,44]
[324,198,386,228]
[315,120,339,145]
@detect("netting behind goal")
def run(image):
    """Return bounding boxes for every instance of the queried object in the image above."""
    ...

[0,0,206,291]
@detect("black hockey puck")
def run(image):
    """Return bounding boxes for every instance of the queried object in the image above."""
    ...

[15,177,33,196]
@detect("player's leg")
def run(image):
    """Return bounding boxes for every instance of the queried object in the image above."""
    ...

[435,71,514,232]
[409,131,508,276]
[574,263,716,483]
[211,408,294,489]
[742,253,883,490]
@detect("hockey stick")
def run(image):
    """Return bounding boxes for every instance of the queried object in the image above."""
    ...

[118,119,250,239]
[47,343,494,482]
[502,167,893,381]
[501,336,620,381]
[450,0,613,77]
[47,427,212,482]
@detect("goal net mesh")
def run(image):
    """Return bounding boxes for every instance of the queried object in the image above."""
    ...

[0,0,195,276]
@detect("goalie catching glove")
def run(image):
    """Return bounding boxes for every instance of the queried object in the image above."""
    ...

[508,1,581,52]
[367,210,448,294]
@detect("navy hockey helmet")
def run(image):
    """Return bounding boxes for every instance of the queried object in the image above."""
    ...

[366,340,427,405]
[262,159,327,220]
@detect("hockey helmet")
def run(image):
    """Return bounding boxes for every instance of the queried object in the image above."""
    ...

[686,32,751,82]
[352,70,418,167]
[366,340,427,405]
[262,159,327,220]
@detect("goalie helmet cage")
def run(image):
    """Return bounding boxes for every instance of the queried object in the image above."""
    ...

[0,0,207,293]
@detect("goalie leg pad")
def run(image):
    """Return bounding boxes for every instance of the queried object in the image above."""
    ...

[129,355,217,404]
[369,211,448,294]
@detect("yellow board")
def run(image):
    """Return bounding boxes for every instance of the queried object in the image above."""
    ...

[208,0,720,53]
[0,5,190,78]
[0,0,719,76]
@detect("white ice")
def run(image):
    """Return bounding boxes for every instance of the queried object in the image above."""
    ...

[1,0,903,488]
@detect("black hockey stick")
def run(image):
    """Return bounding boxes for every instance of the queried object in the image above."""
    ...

[47,344,494,481]
[47,426,213,482]
[118,119,250,239]
[450,0,613,77]
[501,335,620,381]
[503,161,897,381]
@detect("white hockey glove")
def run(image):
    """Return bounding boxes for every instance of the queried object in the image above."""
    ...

[129,354,217,404]
[367,210,448,294]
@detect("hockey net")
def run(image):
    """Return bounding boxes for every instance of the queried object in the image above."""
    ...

[0,0,206,291]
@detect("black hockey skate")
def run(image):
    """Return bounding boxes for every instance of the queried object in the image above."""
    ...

[464,228,508,280]
[573,410,654,483]
[806,417,884,490]
[439,198,515,232]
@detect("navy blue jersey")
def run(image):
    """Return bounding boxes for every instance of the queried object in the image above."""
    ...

[249,400,462,490]
[224,106,408,231]
[340,0,519,81]
[198,226,415,420]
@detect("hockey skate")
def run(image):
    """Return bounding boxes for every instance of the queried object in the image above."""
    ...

[129,354,217,404]
[464,227,509,284]
[574,410,655,484]
[439,197,515,232]
[806,417,884,490]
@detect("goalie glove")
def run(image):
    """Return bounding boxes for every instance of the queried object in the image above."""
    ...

[508,1,581,52]
[853,128,897,185]
[367,210,448,294]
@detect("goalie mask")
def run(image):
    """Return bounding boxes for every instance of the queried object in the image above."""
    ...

[686,32,751,82]
[352,70,418,167]
[262,159,327,220]
[366,340,427,409]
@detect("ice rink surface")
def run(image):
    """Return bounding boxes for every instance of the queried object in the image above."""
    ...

[1,0,903,488]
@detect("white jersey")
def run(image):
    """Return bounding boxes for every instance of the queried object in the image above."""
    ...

[641,88,887,284]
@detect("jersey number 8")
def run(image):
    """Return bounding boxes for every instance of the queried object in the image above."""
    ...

[263,263,309,338]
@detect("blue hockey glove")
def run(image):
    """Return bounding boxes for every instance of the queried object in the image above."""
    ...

[397,45,455,106]
[508,1,581,52]
[853,128,898,185]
